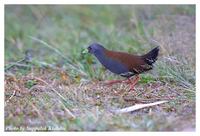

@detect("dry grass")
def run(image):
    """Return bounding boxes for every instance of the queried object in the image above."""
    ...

[5,68,195,131]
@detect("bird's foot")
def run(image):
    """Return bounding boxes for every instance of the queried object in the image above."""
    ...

[104,79,124,86]
[104,76,139,88]
[104,78,133,86]
[129,75,140,90]
[129,85,136,91]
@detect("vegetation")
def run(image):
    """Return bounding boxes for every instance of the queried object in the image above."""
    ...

[5,5,195,131]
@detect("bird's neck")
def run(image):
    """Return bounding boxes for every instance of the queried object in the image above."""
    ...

[94,50,108,63]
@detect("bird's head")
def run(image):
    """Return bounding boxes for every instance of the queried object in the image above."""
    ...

[83,43,105,55]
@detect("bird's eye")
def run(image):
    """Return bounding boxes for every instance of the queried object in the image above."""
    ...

[88,47,92,51]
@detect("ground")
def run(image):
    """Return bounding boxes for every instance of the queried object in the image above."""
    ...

[5,5,195,131]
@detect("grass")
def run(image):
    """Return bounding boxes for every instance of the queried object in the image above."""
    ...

[5,5,195,131]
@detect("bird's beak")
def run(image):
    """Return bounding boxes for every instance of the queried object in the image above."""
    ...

[82,48,89,54]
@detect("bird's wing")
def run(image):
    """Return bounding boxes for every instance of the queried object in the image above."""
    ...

[105,50,152,74]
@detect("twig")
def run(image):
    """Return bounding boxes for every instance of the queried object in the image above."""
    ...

[26,76,76,118]
[123,96,171,103]
[26,77,66,101]
[31,103,45,121]
[59,100,76,119]
[6,63,32,69]
[28,85,46,92]
[5,49,33,71]
[113,100,168,114]
[5,58,27,71]
[5,90,16,105]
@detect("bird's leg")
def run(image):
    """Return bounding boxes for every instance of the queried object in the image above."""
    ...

[104,79,126,86]
[123,78,132,84]
[104,77,132,86]
[129,75,140,90]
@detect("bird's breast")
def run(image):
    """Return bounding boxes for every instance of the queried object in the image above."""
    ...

[94,53,129,75]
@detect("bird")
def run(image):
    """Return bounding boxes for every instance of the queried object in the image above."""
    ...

[84,42,159,90]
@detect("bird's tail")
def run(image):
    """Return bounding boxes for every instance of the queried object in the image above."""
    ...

[142,46,159,65]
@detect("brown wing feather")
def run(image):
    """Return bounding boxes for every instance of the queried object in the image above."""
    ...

[104,50,151,74]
